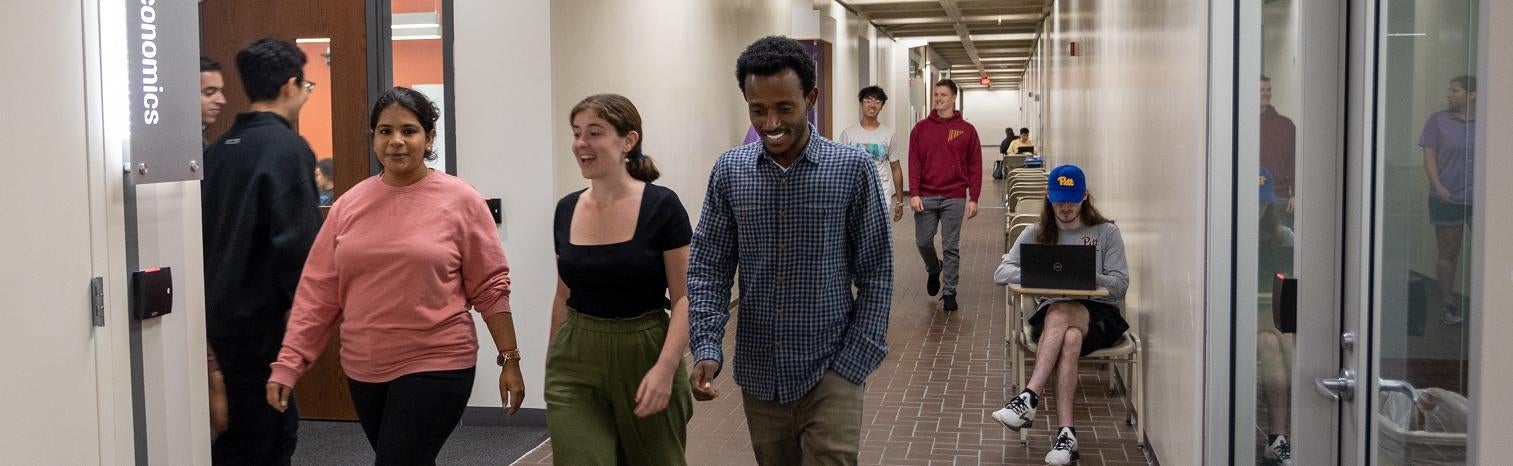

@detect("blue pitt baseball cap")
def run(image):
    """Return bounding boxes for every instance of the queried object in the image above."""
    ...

[1258,166,1278,204]
[1046,164,1087,203]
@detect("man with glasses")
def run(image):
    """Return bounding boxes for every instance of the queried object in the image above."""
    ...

[839,85,904,222]
[201,37,321,465]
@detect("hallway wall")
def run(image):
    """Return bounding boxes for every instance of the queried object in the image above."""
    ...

[1036,1,1211,463]
[548,0,792,218]
[963,89,1022,149]
[453,0,556,411]
[1470,0,1513,461]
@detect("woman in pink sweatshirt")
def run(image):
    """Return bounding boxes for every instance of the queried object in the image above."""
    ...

[264,87,525,464]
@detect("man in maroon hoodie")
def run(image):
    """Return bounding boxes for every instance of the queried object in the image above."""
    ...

[908,79,981,311]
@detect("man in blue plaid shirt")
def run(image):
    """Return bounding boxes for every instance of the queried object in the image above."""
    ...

[687,36,894,465]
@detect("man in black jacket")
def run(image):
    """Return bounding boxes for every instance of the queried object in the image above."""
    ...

[201,37,320,465]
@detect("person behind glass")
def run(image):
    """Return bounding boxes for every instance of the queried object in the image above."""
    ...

[838,85,904,222]
[1260,76,1297,222]
[908,78,981,312]
[200,38,321,465]
[1008,128,1033,155]
[314,157,334,206]
[990,164,1130,466]
[1256,166,1295,465]
[1420,75,1476,325]
[688,36,894,465]
[265,87,526,465]
[545,94,694,464]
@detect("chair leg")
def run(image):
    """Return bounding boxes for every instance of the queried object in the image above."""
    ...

[1107,362,1117,394]
[1135,354,1145,447]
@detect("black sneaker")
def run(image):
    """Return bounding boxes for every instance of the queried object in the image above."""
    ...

[1264,434,1294,466]
[927,273,941,296]
[943,295,958,311]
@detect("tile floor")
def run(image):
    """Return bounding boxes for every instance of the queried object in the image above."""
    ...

[515,175,1149,466]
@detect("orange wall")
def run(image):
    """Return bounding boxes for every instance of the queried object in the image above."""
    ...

[295,38,442,161]
[297,42,335,159]
[392,0,438,14]
[394,39,444,88]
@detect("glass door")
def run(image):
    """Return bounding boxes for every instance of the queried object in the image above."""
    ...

[1234,0,1352,463]
[1366,0,1478,464]
[1234,0,1483,463]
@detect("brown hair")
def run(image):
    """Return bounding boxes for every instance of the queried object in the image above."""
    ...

[1035,192,1113,244]
[569,94,660,182]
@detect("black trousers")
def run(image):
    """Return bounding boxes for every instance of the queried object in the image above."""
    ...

[209,333,299,465]
[347,366,476,466]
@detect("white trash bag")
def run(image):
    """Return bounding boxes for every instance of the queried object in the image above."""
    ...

[1377,387,1467,466]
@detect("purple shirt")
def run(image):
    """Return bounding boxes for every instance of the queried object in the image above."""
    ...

[743,126,761,145]
[1418,111,1476,204]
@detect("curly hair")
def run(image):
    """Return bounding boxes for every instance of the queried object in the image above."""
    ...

[858,85,887,103]
[369,87,440,161]
[735,36,816,94]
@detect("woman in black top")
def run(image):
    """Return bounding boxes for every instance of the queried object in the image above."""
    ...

[546,94,693,465]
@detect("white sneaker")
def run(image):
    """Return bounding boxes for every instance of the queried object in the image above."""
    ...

[990,389,1037,431]
[1264,434,1294,466]
[1440,305,1463,325]
[1045,427,1079,465]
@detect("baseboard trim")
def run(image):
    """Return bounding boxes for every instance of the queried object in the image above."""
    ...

[461,406,547,427]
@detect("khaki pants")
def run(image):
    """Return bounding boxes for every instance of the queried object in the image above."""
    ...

[741,371,864,466]
[545,310,692,465]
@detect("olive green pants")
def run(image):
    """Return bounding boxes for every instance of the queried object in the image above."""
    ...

[545,310,692,465]
[741,371,865,466]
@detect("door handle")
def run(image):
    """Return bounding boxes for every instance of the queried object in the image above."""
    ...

[1315,368,1356,402]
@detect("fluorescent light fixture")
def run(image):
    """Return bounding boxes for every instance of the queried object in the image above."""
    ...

[391,12,440,40]
[296,38,331,44]
[1387,33,1427,37]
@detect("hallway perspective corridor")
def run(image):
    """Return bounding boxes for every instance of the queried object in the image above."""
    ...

[515,173,1151,466]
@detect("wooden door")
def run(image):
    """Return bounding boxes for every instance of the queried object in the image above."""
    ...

[200,0,374,420]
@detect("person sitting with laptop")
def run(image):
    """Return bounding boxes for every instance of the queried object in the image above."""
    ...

[989,164,1130,466]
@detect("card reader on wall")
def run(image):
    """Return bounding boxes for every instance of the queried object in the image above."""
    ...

[131,267,173,320]
[486,198,502,225]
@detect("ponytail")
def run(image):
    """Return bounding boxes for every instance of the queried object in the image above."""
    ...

[626,153,661,183]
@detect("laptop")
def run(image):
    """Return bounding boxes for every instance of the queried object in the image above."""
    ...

[1016,145,1037,154]
[1021,244,1098,290]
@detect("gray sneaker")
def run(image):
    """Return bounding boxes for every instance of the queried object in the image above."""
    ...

[1441,304,1463,325]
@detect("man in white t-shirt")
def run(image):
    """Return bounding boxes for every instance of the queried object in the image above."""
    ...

[838,85,904,222]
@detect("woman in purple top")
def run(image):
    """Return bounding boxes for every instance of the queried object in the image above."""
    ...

[1419,75,1476,325]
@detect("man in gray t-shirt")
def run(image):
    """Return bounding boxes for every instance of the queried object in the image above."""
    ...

[839,85,903,222]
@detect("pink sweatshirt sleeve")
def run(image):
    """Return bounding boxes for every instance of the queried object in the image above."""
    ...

[268,216,343,388]
[461,197,512,317]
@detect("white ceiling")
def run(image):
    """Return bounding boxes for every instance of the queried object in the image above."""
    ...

[838,0,1051,90]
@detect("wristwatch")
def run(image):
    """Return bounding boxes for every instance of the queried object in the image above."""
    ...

[496,349,522,366]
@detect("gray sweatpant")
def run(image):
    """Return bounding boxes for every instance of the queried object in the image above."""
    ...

[914,196,965,296]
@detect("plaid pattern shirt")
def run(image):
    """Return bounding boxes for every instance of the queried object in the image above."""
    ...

[689,127,894,403]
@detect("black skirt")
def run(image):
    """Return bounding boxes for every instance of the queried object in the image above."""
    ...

[1028,299,1130,356]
